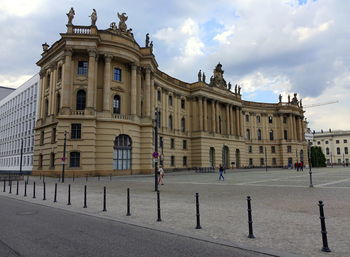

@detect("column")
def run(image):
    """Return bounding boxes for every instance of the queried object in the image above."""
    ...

[229,105,233,135]
[226,104,230,135]
[300,117,305,140]
[293,115,297,141]
[211,101,215,133]
[130,64,137,115]
[240,108,244,136]
[174,94,178,130]
[87,50,96,110]
[203,98,208,131]
[62,49,72,111]
[288,115,294,140]
[103,55,112,112]
[235,107,240,136]
[198,97,203,131]
[145,68,151,117]
[150,78,155,113]
[216,102,220,133]
[137,67,142,116]
[49,67,57,115]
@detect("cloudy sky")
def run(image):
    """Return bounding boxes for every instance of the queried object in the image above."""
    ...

[0,0,349,131]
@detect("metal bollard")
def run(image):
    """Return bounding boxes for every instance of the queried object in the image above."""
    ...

[43,182,46,200]
[126,188,131,216]
[157,190,161,222]
[3,179,6,192]
[9,180,12,194]
[67,184,71,205]
[83,185,87,208]
[319,201,331,252]
[103,186,107,212]
[54,183,57,202]
[24,181,27,197]
[16,180,19,195]
[195,193,201,229]
[247,196,255,238]
[33,182,36,199]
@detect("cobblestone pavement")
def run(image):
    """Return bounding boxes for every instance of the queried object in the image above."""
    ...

[1,167,350,257]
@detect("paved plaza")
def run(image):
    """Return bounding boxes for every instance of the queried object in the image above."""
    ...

[1,167,350,257]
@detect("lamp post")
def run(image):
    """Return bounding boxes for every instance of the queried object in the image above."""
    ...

[308,140,313,187]
[154,108,159,192]
[61,131,67,183]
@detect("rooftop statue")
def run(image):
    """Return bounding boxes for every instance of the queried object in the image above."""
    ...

[238,86,241,95]
[89,9,97,26]
[209,63,227,88]
[202,73,206,83]
[150,41,153,51]
[279,94,282,103]
[291,93,299,105]
[235,84,237,94]
[198,70,202,82]
[66,7,75,25]
[288,94,290,103]
[118,12,128,32]
[228,82,232,90]
[145,33,150,47]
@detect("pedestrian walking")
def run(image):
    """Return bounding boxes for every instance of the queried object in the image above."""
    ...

[158,166,165,185]
[218,164,225,181]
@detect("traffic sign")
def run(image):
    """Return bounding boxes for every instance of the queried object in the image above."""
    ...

[152,152,159,158]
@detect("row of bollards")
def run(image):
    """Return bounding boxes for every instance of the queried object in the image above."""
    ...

[2,180,331,253]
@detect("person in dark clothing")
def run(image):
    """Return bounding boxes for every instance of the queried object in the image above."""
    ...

[218,164,225,181]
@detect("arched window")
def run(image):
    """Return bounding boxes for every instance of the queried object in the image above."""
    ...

[257,129,262,140]
[56,94,61,114]
[256,116,261,123]
[326,147,329,155]
[113,95,121,114]
[44,99,49,117]
[181,117,186,132]
[113,134,132,170]
[269,130,274,140]
[76,90,86,110]
[268,116,273,123]
[337,147,341,155]
[345,147,348,155]
[209,147,215,167]
[246,129,250,140]
[168,115,173,130]
[168,95,173,106]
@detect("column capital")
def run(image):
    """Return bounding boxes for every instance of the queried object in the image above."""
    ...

[104,54,113,63]
[88,49,97,57]
[64,48,73,56]
[131,63,137,70]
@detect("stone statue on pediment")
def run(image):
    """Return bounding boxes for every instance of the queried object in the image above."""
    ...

[288,94,290,103]
[117,12,128,32]
[228,82,232,90]
[150,41,153,51]
[238,86,241,95]
[300,99,302,107]
[279,94,282,103]
[202,72,206,83]
[110,22,117,31]
[145,33,150,47]
[89,9,97,26]
[209,63,227,88]
[210,76,213,85]
[291,93,299,105]
[66,7,75,25]
[198,70,202,82]
[234,84,237,94]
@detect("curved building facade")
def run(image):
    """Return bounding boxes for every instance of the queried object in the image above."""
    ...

[33,12,308,176]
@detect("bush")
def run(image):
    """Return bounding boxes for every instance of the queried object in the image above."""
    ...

[311,146,326,167]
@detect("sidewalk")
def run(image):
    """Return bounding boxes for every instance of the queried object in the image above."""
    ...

[1,168,350,257]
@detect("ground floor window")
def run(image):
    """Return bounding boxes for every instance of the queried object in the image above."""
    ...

[113,134,132,170]
[183,156,187,166]
[171,156,175,166]
[70,152,80,167]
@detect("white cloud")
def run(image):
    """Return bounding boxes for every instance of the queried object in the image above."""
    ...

[213,25,235,45]
[0,74,33,88]
[0,0,46,17]
[295,20,334,41]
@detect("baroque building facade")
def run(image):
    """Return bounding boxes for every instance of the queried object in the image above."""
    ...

[0,75,39,172]
[33,10,308,176]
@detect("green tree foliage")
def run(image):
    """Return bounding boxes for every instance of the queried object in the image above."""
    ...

[311,146,326,167]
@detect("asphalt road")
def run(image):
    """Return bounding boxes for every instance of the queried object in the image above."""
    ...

[0,197,270,257]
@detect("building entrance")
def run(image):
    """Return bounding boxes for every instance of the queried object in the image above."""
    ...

[113,134,132,170]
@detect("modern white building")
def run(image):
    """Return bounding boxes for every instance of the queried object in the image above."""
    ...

[0,74,40,172]
[312,129,350,166]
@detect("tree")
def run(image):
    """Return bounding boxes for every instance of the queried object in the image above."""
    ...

[310,146,326,167]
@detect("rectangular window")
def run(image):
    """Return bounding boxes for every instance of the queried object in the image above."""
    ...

[249,158,253,166]
[272,158,277,165]
[157,90,161,102]
[283,116,287,124]
[168,95,173,106]
[50,152,55,168]
[181,99,185,109]
[40,131,44,145]
[51,127,56,144]
[71,124,81,139]
[344,139,348,143]
[260,158,264,165]
[183,140,187,150]
[183,156,187,166]
[70,152,80,167]
[284,130,288,140]
[113,68,122,81]
[248,145,252,153]
[345,147,348,154]
[287,146,292,153]
[171,138,175,149]
[268,116,273,123]
[336,140,339,144]
[271,146,276,153]
[77,61,88,75]
[259,146,263,153]
[171,156,175,166]
[39,154,43,168]
[159,137,163,148]
[245,115,249,122]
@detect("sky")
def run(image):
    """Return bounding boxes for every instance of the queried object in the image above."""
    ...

[0,0,349,131]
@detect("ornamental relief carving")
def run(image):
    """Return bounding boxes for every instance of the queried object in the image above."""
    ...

[111,86,125,92]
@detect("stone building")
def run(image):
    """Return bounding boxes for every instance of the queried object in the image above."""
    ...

[33,10,308,176]
[0,75,39,172]
[312,130,350,166]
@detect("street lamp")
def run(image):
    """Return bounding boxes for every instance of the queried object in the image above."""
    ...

[61,131,67,183]
[154,108,159,192]
[308,140,313,187]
